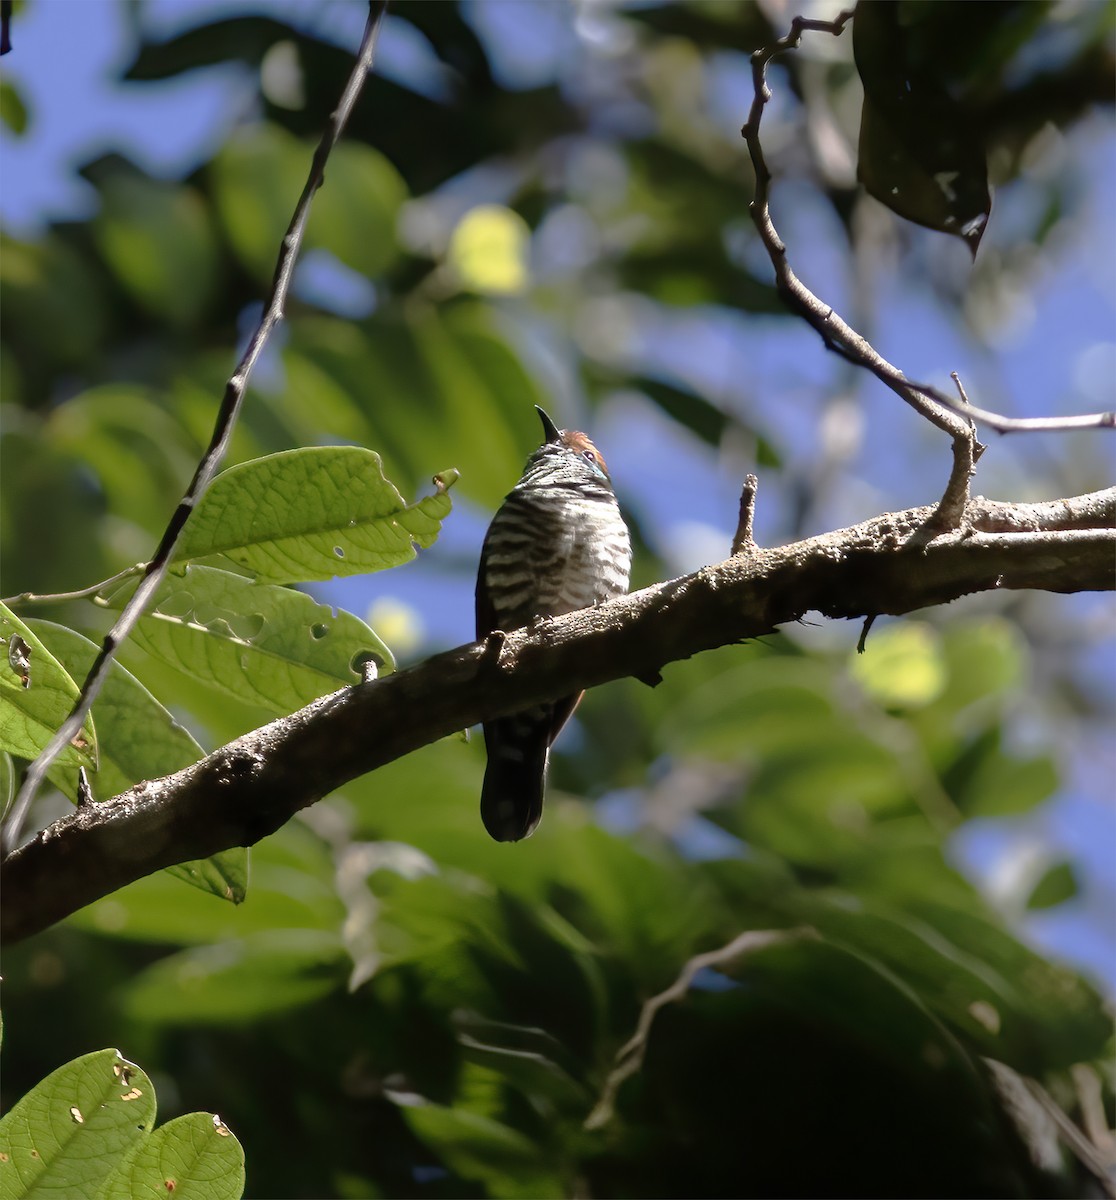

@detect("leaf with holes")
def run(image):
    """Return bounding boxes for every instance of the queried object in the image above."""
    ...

[0,1048,156,1200]
[0,602,97,770]
[174,447,457,584]
[107,565,391,715]
[97,1111,245,1200]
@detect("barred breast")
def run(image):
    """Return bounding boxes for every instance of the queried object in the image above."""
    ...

[479,488,632,632]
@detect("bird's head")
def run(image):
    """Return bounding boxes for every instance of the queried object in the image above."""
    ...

[524,405,612,487]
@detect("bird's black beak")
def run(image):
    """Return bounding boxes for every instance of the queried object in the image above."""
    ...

[535,405,562,444]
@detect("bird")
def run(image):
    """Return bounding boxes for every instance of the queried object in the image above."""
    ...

[475,405,632,842]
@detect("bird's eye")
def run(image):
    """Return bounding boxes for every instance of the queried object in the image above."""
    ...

[583,450,597,464]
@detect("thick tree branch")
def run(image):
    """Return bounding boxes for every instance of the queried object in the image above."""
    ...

[2,488,1112,945]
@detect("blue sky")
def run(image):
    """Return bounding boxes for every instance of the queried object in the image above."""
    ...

[2,0,1113,988]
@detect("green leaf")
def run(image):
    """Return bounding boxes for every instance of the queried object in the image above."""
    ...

[0,234,108,369]
[403,1106,561,1200]
[92,170,220,327]
[306,141,407,278]
[175,448,455,584]
[1025,861,1079,911]
[26,619,246,904]
[853,1,990,254]
[122,930,347,1025]
[0,602,97,770]
[98,1112,244,1200]
[454,1013,590,1110]
[413,305,548,509]
[0,1049,156,1200]
[46,386,200,533]
[210,123,307,282]
[634,376,729,447]
[66,822,343,944]
[0,80,29,136]
[939,725,1058,818]
[108,565,388,715]
[850,621,947,709]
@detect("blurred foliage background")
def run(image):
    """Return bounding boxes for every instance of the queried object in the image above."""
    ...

[1,1,1114,1196]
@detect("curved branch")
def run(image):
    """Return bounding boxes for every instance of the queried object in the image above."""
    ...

[2,488,1112,944]
[740,13,1115,439]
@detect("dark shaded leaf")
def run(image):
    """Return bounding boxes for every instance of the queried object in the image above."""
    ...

[854,1,992,254]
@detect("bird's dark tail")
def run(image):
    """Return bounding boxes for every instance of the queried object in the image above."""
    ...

[480,710,552,841]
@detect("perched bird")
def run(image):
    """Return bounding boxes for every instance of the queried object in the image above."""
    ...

[475,406,632,841]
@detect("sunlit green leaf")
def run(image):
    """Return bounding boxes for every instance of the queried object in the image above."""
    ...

[110,564,392,713]
[98,1112,245,1200]
[850,621,947,709]
[175,447,455,584]
[0,1049,156,1199]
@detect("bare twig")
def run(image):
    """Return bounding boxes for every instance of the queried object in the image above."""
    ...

[924,373,986,532]
[584,928,817,1129]
[740,12,1115,438]
[1,2,389,855]
[2,487,1111,943]
[1072,1063,1116,1164]
[731,473,759,554]
[2,563,146,609]
[1024,1076,1116,1197]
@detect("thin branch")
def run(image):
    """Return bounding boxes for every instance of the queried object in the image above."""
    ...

[2,563,146,608]
[1024,1076,1116,1197]
[2,487,1111,943]
[1071,1063,1116,1165]
[584,927,817,1130]
[1,2,389,855]
[740,12,1116,438]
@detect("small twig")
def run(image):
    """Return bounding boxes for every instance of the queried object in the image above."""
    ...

[731,474,759,555]
[740,13,1115,439]
[1072,1064,1116,1164]
[913,380,1114,435]
[856,614,876,654]
[2,563,146,609]
[1,1,389,855]
[585,928,816,1130]
[928,373,986,532]
[1024,1076,1116,1197]
[76,768,94,809]
[0,1,12,55]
